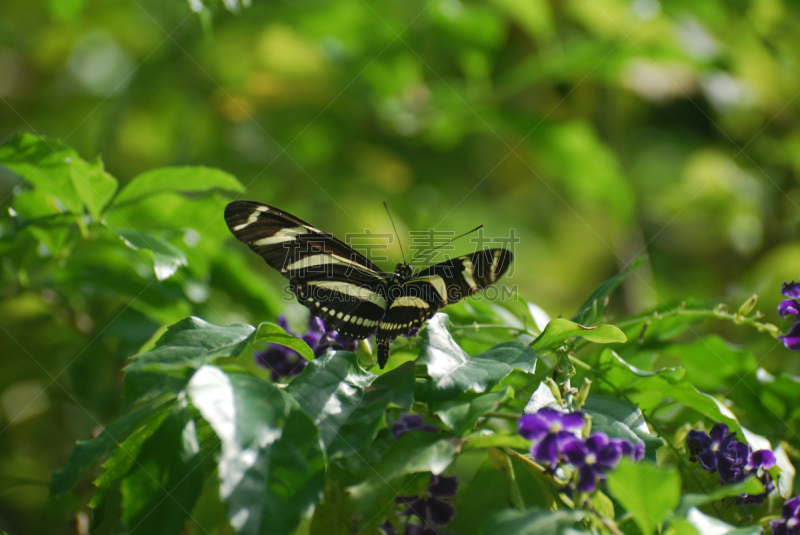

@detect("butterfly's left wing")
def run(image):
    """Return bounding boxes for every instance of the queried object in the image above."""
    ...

[225,200,389,340]
[375,248,512,367]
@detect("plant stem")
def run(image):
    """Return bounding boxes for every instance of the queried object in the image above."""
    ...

[613,305,779,336]
[484,411,521,420]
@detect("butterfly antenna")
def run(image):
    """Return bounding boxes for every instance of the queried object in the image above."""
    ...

[410,224,483,263]
[383,201,407,264]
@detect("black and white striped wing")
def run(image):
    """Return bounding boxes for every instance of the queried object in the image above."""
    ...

[375,249,513,366]
[225,201,389,339]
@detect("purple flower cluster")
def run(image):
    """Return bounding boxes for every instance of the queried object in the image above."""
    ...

[518,409,644,493]
[779,280,800,350]
[392,413,438,439]
[394,475,459,535]
[687,423,776,506]
[771,496,800,535]
[253,314,357,381]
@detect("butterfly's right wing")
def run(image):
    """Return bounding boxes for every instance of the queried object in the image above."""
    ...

[374,248,513,367]
[225,200,389,339]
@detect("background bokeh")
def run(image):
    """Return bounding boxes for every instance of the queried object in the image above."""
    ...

[3,0,800,533]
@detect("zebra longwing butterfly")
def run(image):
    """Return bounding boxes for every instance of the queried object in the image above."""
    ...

[224,200,512,368]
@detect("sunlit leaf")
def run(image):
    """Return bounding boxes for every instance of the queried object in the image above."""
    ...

[418,314,537,398]
[187,365,325,535]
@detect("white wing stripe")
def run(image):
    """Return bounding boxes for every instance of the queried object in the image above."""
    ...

[306,281,388,308]
[253,226,306,246]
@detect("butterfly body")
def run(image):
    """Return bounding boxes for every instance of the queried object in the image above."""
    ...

[225,200,512,368]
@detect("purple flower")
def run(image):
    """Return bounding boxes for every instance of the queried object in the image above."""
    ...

[398,475,458,532]
[687,422,779,508]
[254,313,357,381]
[779,280,800,351]
[614,438,645,461]
[782,281,800,299]
[392,413,438,439]
[770,496,800,535]
[779,300,800,318]
[686,423,735,471]
[518,409,586,469]
[561,433,623,493]
[779,320,800,351]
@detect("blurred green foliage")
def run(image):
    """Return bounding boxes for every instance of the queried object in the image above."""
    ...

[3,0,800,533]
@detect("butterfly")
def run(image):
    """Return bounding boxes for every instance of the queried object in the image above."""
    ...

[224,200,513,368]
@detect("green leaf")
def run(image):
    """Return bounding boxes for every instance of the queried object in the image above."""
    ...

[287,352,414,457]
[418,314,537,398]
[572,258,645,325]
[671,508,762,535]
[347,431,459,531]
[255,321,315,363]
[598,349,685,383]
[120,410,204,535]
[67,155,118,219]
[531,318,626,352]
[661,336,757,392]
[582,394,663,459]
[607,458,680,535]
[0,133,84,215]
[110,227,187,281]
[123,317,255,403]
[483,509,586,535]
[91,411,171,504]
[462,432,531,451]
[429,387,512,435]
[309,480,351,535]
[50,400,170,494]
[113,166,243,207]
[676,476,764,516]
[187,365,325,535]
[631,377,745,439]
[367,431,459,481]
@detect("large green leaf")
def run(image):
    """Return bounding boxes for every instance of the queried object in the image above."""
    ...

[429,387,512,435]
[119,410,205,535]
[287,352,414,457]
[123,317,255,403]
[483,509,586,535]
[113,166,243,207]
[417,314,537,398]
[50,400,170,494]
[110,227,188,281]
[531,318,626,352]
[582,394,663,459]
[607,458,680,535]
[572,257,645,326]
[187,365,325,535]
